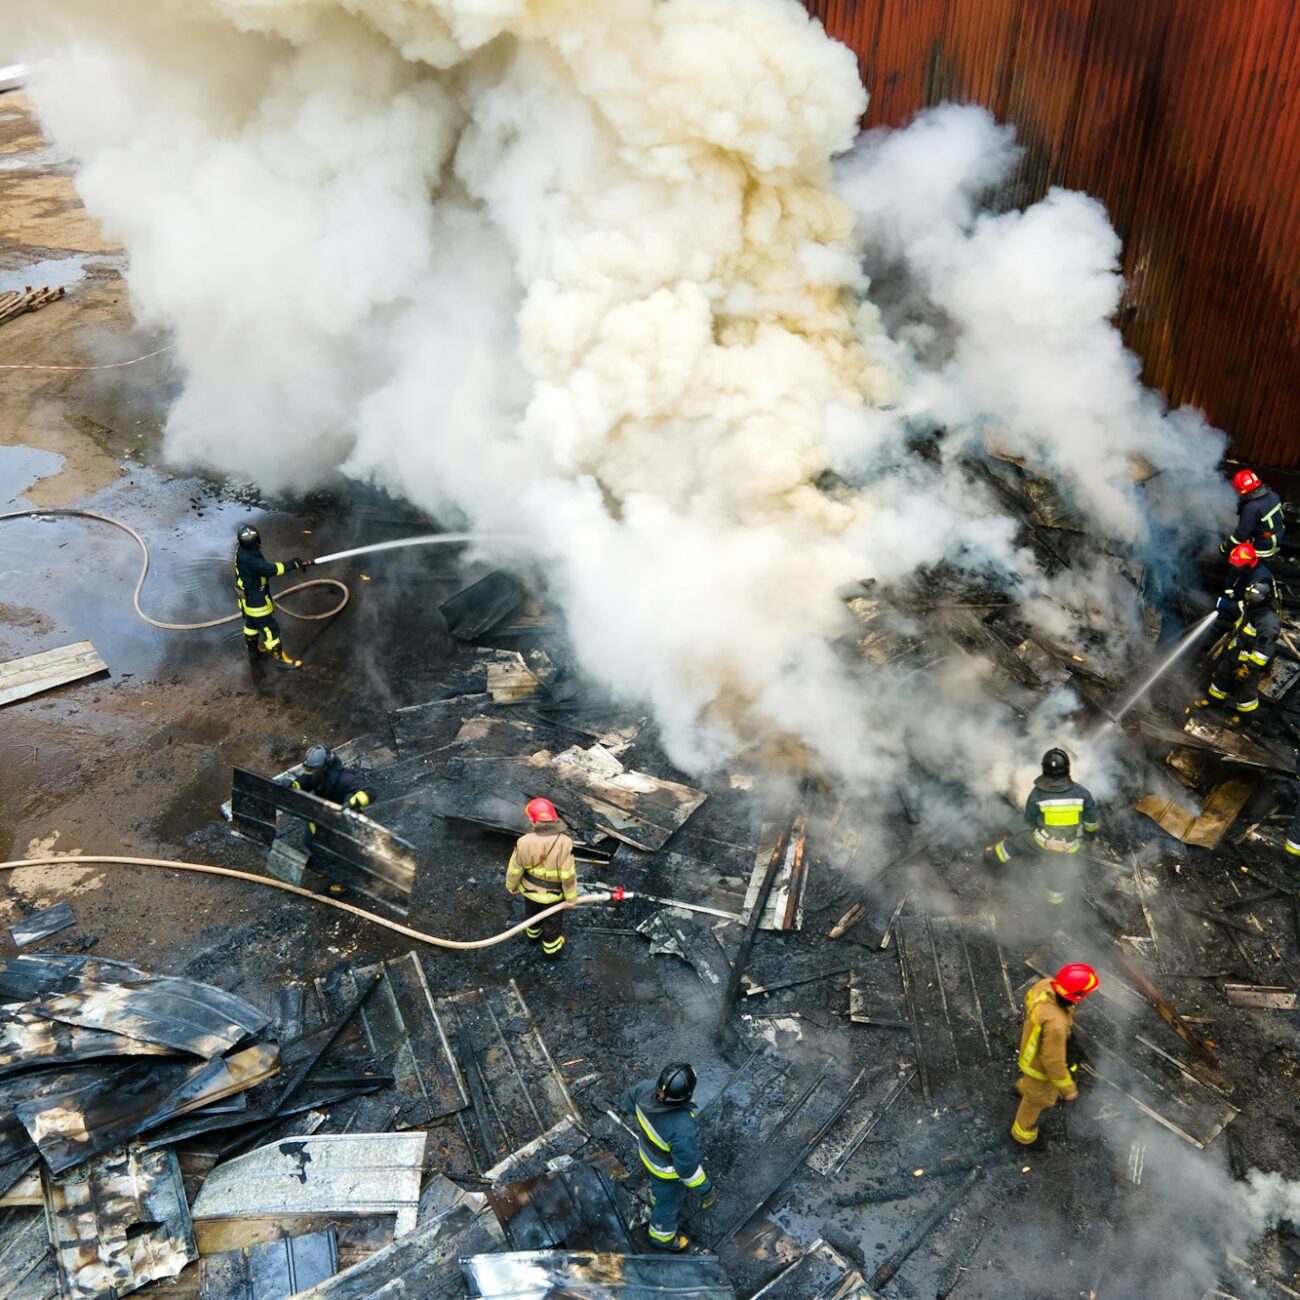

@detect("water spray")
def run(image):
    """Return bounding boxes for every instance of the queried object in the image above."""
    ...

[1102,610,1220,728]
[310,533,511,566]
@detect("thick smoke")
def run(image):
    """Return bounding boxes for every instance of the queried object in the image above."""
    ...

[13,0,1230,802]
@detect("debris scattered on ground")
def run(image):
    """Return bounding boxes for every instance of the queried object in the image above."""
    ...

[198,1230,338,1299]
[0,285,64,329]
[462,1250,736,1299]
[45,1143,195,1300]
[9,904,75,950]
[190,1133,427,1237]
[0,641,106,708]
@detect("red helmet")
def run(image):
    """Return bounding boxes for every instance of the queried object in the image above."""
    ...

[1052,963,1099,1003]
[1232,469,1262,495]
[525,797,558,824]
[1228,542,1258,569]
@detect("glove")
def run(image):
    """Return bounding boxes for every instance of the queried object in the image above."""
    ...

[289,558,305,571]
[1235,664,1252,682]
[698,1187,717,1211]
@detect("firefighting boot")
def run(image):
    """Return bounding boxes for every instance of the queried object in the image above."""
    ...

[646,1228,690,1253]
[1015,1132,1048,1153]
[271,648,303,669]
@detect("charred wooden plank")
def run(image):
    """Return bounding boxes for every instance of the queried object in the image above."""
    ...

[231,768,416,911]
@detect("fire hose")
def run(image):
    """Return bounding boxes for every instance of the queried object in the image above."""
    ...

[0,855,628,950]
[0,507,349,629]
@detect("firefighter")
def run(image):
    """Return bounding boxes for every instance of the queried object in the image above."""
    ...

[284,746,377,863]
[624,1063,716,1251]
[1222,468,1285,561]
[1011,962,1099,1149]
[505,797,577,959]
[235,524,309,668]
[984,749,1100,906]
[1199,576,1279,724]
[292,746,376,812]
[1216,541,1275,607]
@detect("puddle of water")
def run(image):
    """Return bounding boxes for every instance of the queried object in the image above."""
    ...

[0,444,65,506]
[0,254,88,294]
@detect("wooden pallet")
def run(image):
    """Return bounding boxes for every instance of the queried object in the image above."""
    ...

[0,642,106,708]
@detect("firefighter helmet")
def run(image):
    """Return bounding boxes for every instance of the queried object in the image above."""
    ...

[525,797,558,824]
[1232,468,1263,495]
[1052,963,1100,1003]
[1243,581,1272,608]
[656,1062,697,1106]
[1228,542,1258,569]
[304,745,330,771]
[1041,748,1070,779]
[237,524,261,547]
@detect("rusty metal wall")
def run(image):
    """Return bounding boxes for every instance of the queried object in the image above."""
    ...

[806,0,1300,468]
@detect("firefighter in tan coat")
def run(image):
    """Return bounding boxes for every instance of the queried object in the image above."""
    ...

[506,797,578,959]
[1011,963,1099,1147]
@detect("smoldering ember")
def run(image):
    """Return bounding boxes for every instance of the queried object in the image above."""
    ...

[5,4,1300,1300]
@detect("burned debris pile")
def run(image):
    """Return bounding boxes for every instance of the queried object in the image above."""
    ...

[197,481,1300,1295]
[10,465,1300,1298]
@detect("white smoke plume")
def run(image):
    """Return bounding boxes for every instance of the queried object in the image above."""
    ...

[12,0,1231,802]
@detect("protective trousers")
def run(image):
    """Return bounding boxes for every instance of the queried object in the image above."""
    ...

[1208,652,1262,713]
[523,895,566,957]
[991,831,1074,905]
[648,1175,684,1245]
[1011,1076,1060,1144]
[242,610,283,654]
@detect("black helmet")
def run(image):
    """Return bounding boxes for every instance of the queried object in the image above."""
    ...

[237,524,261,547]
[1243,581,1272,608]
[655,1063,696,1106]
[304,745,330,772]
[1042,748,1070,779]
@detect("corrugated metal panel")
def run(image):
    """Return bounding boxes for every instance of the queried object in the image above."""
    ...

[805,0,1300,469]
[935,0,1021,114]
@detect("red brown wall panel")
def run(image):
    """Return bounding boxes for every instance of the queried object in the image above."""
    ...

[804,0,1300,469]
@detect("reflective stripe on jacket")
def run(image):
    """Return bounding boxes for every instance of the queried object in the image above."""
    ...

[623,1079,710,1189]
[1017,978,1076,1093]
[506,822,577,903]
[1023,775,1099,852]
[1231,488,1286,558]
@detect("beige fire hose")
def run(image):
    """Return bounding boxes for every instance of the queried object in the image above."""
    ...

[0,507,349,628]
[0,856,622,950]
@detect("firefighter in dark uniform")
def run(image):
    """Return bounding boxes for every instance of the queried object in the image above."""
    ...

[289,745,377,860]
[984,748,1100,906]
[1202,576,1279,724]
[292,746,376,811]
[505,798,577,958]
[235,524,308,668]
[624,1063,715,1251]
[1223,468,1285,561]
